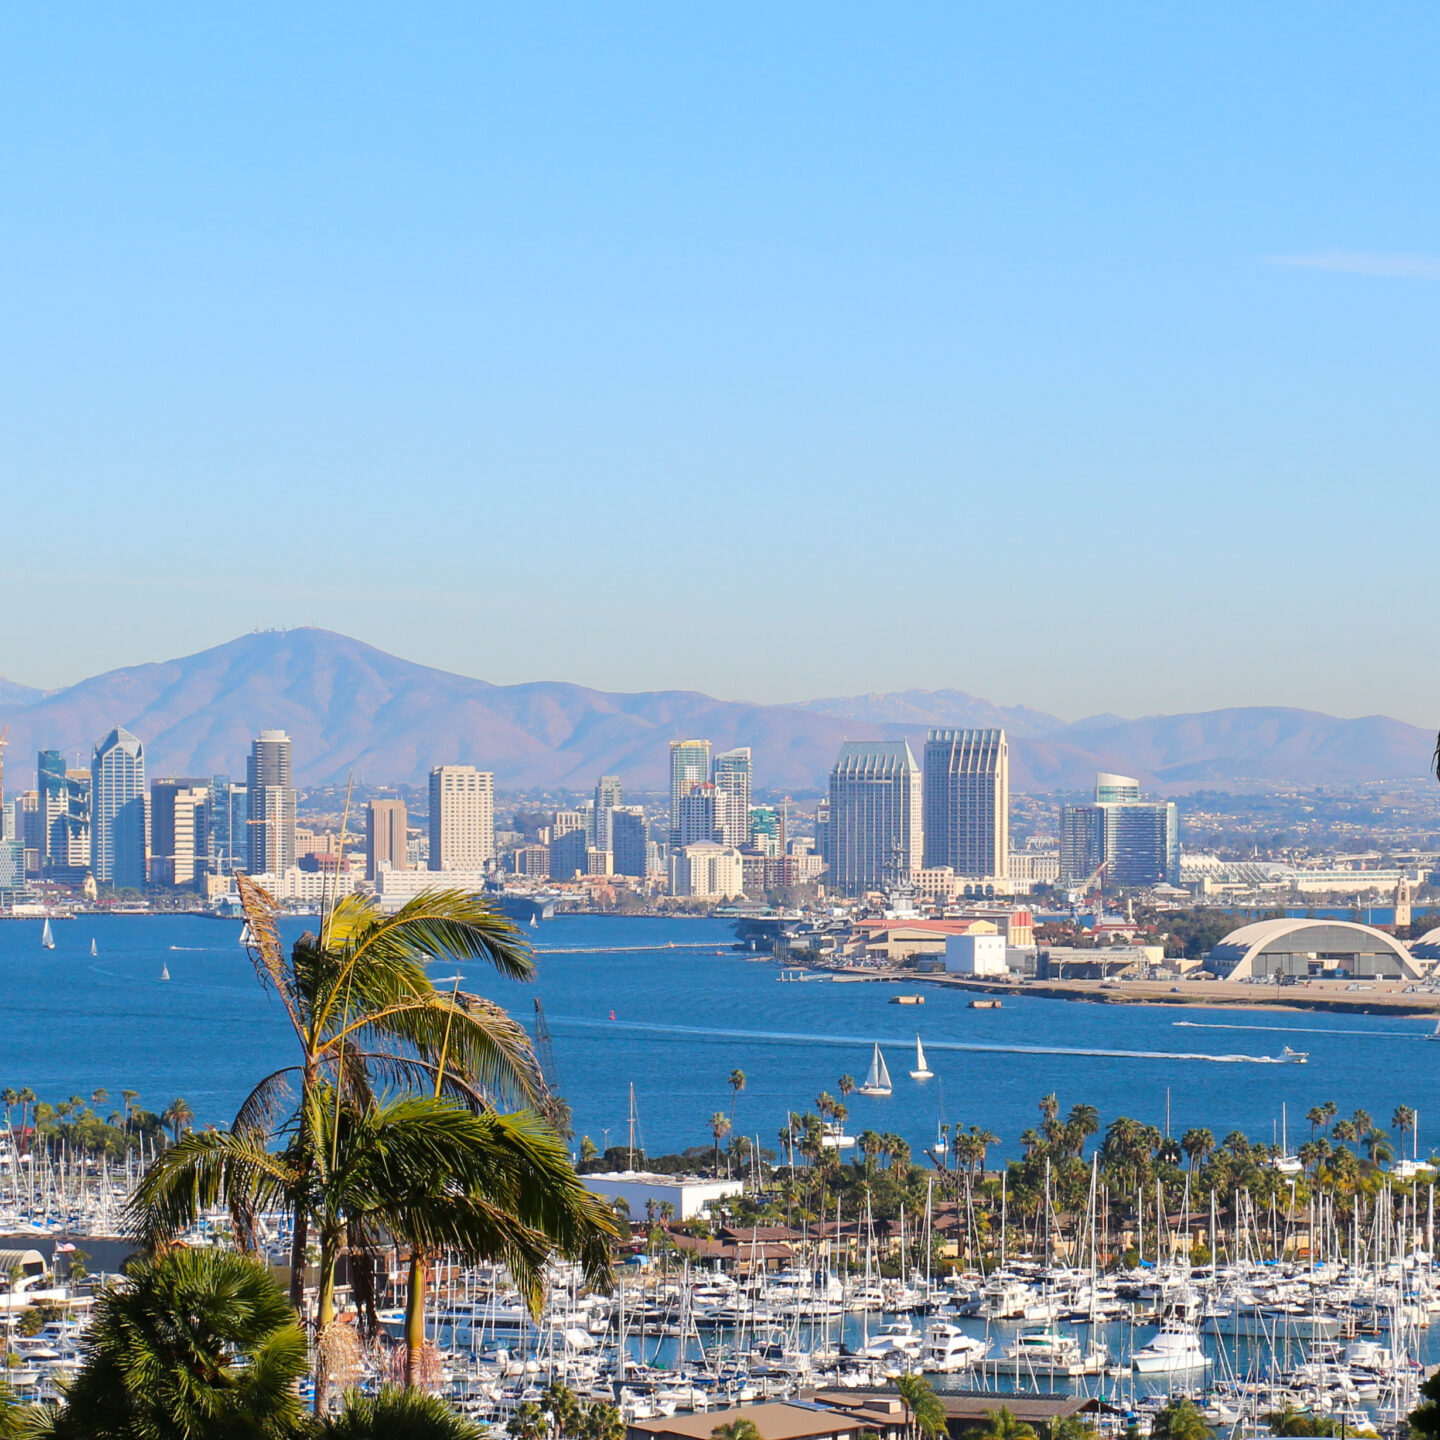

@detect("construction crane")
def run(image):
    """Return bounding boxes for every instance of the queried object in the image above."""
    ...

[532,999,572,1138]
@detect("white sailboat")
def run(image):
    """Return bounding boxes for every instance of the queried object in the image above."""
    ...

[90,938,97,957]
[910,1034,933,1081]
[159,963,170,981]
[529,914,538,928]
[40,919,55,950]
[1427,1020,1440,1043]
[858,1044,892,1096]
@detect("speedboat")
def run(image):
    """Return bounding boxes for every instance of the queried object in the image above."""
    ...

[1278,1046,1309,1064]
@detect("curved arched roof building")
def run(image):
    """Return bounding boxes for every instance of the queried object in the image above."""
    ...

[1206,918,1421,981]
[1410,926,1440,961]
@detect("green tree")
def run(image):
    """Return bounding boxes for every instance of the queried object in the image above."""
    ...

[896,1373,947,1440]
[1410,1365,1440,1440]
[710,1113,732,1175]
[711,1420,763,1440]
[1181,1127,1215,1169]
[728,1069,747,1130]
[221,875,546,1388]
[132,1093,614,1406]
[317,1385,489,1438]
[1150,1398,1212,1440]
[541,1380,582,1439]
[161,1097,194,1146]
[975,1407,1037,1440]
[25,1248,305,1439]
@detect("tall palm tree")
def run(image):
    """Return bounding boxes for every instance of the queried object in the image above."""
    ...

[837,1074,855,1100]
[728,1069,747,1129]
[16,1088,35,1149]
[1181,1127,1215,1170]
[132,1092,615,1406]
[226,875,543,1323]
[711,1420,763,1440]
[710,1113,733,1174]
[25,1247,306,1439]
[1393,1105,1418,1151]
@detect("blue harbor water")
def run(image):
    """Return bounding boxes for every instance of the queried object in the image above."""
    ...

[4,912,1440,1161]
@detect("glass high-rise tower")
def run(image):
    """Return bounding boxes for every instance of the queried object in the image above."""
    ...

[91,727,147,888]
[922,729,1009,879]
[246,730,296,876]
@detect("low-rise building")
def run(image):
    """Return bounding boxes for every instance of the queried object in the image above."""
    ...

[945,931,1008,975]
[580,1170,742,1222]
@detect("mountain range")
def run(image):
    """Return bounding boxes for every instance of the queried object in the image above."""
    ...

[0,629,1429,794]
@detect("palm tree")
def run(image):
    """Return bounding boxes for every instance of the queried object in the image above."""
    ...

[728,1068,747,1129]
[120,1090,138,1131]
[1150,1398,1210,1440]
[1305,1105,1327,1138]
[897,1373,947,1440]
[319,1385,488,1437]
[1352,1109,1373,1141]
[513,1402,549,1440]
[969,1127,998,1175]
[0,1089,14,1139]
[542,1379,583,1439]
[224,874,543,1342]
[25,1247,306,1438]
[1363,1128,1395,1167]
[1319,1100,1337,1134]
[711,1419,764,1440]
[161,1097,194,1146]
[838,1074,855,1100]
[1332,1119,1359,1147]
[858,1129,884,1174]
[1394,1105,1417,1151]
[976,1405,1036,1440]
[16,1088,34,1149]
[90,1088,108,1108]
[1181,1127,1215,1170]
[710,1113,733,1174]
[132,1092,615,1406]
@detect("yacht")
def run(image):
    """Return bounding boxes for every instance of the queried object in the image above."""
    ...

[1131,1321,1211,1374]
[857,1044,893,1097]
[991,1325,1108,1378]
[921,1320,991,1373]
[860,1320,923,1362]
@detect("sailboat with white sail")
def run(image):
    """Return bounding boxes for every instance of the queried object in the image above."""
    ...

[910,1035,933,1080]
[41,919,55,950]
[90,938,97,957]
[159,964,170,981]
[858,1044,892,1096]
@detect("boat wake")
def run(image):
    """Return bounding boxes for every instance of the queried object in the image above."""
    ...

[1174,1020,1422,1038]
[554,1016,1283,1063]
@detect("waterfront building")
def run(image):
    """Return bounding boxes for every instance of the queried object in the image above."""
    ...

[609,807,648,878]
[827,740,922,897]
[427,764,495,871]
[91,727,147,888]
[1206,917,1422,981]
[203,777,248,875]
[0,838,24,892]
[922,729,1009,878]
[676,781,719,847]
[150,778,210,887]
[547,825,588,879]
[668,739,711,847]
[365,798,410,880]
[580,1171,742,1223]
[944,931,1009,976]
[670,841,744,900]
[1061,772,1178,889]
[712,747,752,847]
[246,730,296,876]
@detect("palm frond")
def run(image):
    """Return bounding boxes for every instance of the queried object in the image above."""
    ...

[230,1067,302,1139]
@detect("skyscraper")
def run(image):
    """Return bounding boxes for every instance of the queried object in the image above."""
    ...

[428,765,494,871]
[922,729,1009,878]
[206,776,248,875]
[827,740,922,897]
[150,778,210,887]
[668,739,711,847]
[676,781,719,847]
[1060,772,1179,889]
[92,727,147,888]
[38,749,90,878]
[712,747,752,848]
[593,775,623,849]
[609,807,648,877]
[366,798,410,880]
[246,730,296,876]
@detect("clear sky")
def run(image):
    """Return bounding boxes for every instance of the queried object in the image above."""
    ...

[4,5,1438,722]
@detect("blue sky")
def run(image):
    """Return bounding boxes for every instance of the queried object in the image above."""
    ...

[3,5,1438,722]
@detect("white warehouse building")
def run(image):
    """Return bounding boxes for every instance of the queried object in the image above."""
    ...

[945,932,1009,976]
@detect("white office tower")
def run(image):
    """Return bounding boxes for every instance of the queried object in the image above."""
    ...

[92,728,148,888]
[827,740,923,897]
[247,729,297,876]
[922,728,1009,878]
[593,774,623,847]
[712,747,752,847]
[428,765,495,871]
[668,739,711,846]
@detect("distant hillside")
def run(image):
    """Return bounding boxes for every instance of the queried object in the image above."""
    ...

[0,629,1429,793]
